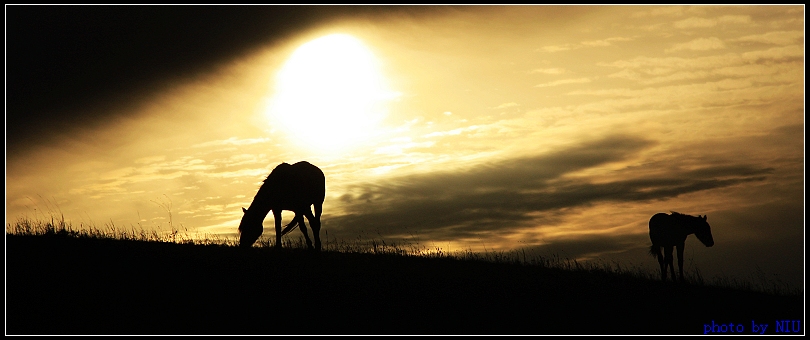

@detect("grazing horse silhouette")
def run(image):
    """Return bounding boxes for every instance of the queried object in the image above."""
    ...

[239,161,325,251]
[648,212,714,282]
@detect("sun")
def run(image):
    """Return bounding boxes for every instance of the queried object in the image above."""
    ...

[264,34,399,154]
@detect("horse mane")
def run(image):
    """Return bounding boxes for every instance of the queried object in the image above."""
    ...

[253,163,293,197]
[246,163,291,209]
[670,211,697,219]
[669,211,704,225]
[263,162,292,183]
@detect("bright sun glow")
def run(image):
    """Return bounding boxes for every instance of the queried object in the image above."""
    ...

[265,34,399,153]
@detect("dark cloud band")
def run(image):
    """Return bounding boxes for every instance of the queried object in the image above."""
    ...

[328,134,772,241]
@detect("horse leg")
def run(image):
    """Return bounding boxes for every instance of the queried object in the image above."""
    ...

[664,245,675,282]
[677,242,685,282]
[304,207,321,252]
[273,210,283,249]
[295,213,313,250]
[654,246,666,281]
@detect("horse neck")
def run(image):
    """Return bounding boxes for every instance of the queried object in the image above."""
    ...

[247,185,276,218]
[678,216,701,235]
[246,201,271,220]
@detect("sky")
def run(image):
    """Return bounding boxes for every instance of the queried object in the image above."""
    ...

[5,5,805,290]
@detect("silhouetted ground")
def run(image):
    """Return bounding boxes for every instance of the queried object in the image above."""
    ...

[6,234,804,335]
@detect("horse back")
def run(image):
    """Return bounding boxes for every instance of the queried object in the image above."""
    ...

[265,161,325,210]
[649,213,688,246]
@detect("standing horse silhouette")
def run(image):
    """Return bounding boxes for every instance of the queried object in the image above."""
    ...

[648,212,714,282]
[239,161,325,251]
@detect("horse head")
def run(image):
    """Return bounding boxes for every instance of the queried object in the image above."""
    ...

[694,214,714,247]
[238,207,263,248]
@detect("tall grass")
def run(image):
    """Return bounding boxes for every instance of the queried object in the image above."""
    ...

[6,216,238,247]
[6,216,800,296]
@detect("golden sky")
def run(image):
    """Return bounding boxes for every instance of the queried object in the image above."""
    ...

[5,5,805,289]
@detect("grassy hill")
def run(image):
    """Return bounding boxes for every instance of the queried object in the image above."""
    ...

[5,225,804,335]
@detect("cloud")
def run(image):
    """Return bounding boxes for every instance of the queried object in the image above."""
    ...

[374,141,436,156]
[603,54,734,71]
[600,45,802,87]
[718,15,752,24]
[734,30,804,46]
[534,78,592,88]
[630,6,693,18]
[604,46,800,72]
[422,125,481,138]
[540,45,573,53]
[191,137,270,148]
[741,45,804,64]
[530,68,565,75]
[540,37,632,53]
[666,37,727,53]
[673,15,750,29]
[580,37,632,47]
[493,102,520,109]
[521,233,650,262]
[673,17,717,28]
[326,134,774,243]
[637,71,712,85]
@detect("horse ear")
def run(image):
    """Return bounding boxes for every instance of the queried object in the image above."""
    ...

[242,207,247,214]
[702,215,707,220]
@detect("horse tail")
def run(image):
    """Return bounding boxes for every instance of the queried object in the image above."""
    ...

[649,244,660,257]
[280,215,303,236]
[280,221,297,236]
